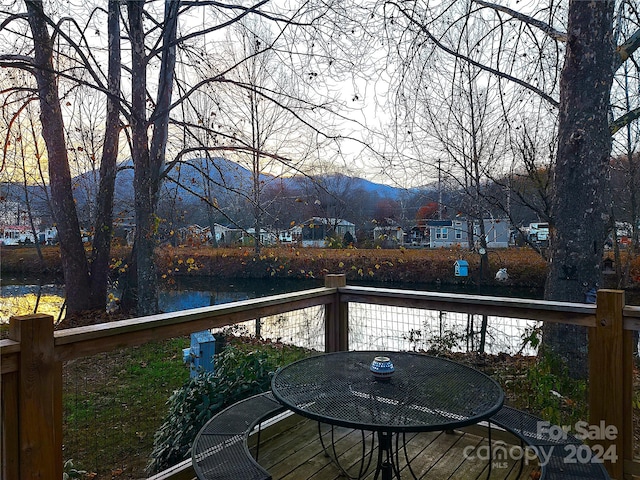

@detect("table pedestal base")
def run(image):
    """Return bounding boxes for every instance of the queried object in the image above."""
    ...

[318,424,419,480]
[375,431,401,480]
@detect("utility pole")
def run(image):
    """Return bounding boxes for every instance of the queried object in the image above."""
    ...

[438,158,443,220]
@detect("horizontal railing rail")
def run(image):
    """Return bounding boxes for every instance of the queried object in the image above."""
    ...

[1,276,637,480]
[0,287,337,372]
[54,287,335,362]
[8,285,640,369]
[338,285,600,326]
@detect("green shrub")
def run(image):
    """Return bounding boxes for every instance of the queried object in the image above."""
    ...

[62,459,86,479]
[508,352,587,426]
[147,342,307,474]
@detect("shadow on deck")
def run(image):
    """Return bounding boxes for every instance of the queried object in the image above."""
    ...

[250,413,539,480]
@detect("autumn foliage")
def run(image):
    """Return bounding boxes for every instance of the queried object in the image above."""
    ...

[153,245,549,287]
[19,244,640,289]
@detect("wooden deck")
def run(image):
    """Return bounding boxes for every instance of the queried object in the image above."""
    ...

[250,413,540,480]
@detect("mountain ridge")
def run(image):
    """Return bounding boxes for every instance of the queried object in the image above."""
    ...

[1,157,429,227]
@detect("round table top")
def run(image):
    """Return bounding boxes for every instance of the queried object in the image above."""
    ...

[271,351,504,433]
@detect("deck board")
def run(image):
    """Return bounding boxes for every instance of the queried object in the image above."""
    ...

[252,414,539,480]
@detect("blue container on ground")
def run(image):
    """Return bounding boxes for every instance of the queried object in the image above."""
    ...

[184,330,217,378]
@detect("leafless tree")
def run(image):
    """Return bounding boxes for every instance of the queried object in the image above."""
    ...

[205,19,315,252]
[0,0,121,313]
[377,0,640,375]
[1,0,355,315]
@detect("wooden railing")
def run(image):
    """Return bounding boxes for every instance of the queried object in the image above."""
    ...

[1,274,638,480]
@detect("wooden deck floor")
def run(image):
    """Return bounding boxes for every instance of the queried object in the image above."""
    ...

[250,414,540,480]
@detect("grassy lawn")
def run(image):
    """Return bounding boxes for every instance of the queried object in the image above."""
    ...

[63,337,190,478]
[62,336,313,479]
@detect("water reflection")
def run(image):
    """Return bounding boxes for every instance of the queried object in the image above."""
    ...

[0,277,323,323]
[1,284,66,322]
[1,278,546,354]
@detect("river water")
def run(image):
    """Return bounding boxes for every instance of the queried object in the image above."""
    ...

[1,276,547,354]
[0,276,544,322]
[0,277,322,322]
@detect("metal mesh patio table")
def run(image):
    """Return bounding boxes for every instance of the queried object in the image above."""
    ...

[271,351,504,479]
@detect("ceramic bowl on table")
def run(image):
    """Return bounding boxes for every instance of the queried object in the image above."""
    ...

[370,356,395,380]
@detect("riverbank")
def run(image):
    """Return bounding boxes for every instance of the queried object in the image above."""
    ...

[2,244,551,287]
[158,245,553,287]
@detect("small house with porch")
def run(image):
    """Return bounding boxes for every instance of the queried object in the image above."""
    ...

[301,217,356,247]
[427,218,510,249]
[243,228,277,246]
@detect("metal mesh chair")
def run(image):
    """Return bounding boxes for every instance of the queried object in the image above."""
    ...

[490,405,610,480]
[191,392,287,480]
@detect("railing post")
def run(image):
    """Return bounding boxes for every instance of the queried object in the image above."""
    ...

[623,322,635,479]
[324,274,348,352]
[589,289,630,480]
[2,369,19,480]
[8,314,62,479]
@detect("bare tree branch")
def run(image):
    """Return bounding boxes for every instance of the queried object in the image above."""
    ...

[611,106,640,135]
[473,0,567,42]
[168,0,271,49]
[0,54,35,70]
[389,1,560,108]
[615,28,640,70]
[474,0,640,73]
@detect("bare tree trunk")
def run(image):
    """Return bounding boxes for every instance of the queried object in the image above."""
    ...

[19,127,44,267]
[25,0,92,313]
[251,87,262,255]
[478,227,490,280]
[126,0,179,315]
[127,0,157,315]
[543,0,615,378]
[89,0,121,308]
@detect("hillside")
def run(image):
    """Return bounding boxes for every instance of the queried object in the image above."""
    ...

[2,158,432,230]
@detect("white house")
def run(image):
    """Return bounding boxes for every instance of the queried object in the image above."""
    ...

[37,227,58,245]
[243,228,277,246]
[212,224,243,245]
[278,225,302,244]
[177,224,210,245]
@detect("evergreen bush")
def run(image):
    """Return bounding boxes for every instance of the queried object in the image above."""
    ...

[148,345,277,473]
[148,342,309,474]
